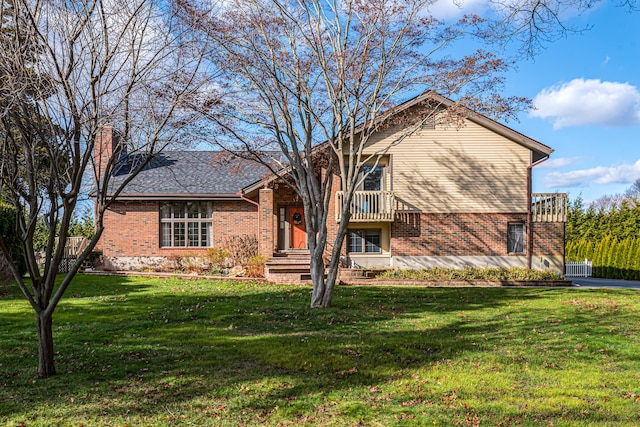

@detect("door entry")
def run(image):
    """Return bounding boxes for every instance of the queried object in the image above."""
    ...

[289,206,307,249]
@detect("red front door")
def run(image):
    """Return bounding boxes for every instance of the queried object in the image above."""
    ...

[289,206,307,249]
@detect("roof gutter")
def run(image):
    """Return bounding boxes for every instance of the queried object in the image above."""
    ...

[98,193,245,201]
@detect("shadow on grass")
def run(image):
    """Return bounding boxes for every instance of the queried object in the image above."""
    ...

[1,276,638,424]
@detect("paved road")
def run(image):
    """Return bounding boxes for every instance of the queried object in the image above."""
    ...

[570,277,640,290]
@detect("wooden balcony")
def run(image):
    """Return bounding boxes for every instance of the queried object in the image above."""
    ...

[336,191,395,222]
[531,193,567,222]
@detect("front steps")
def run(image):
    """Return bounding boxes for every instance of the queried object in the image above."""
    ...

[265,252,312,283]
[265,252,368,284]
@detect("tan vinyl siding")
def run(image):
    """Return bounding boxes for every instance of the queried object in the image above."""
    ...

[363,119,530,213]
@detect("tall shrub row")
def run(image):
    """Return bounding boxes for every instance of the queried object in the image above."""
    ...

[566,195,640,279]
[567,236,640,280]
[0,202,26,281]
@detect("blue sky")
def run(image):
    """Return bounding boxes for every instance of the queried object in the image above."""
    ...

[432,1,640,204]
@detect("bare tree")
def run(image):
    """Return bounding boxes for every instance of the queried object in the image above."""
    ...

[624,178,640,201]
[0,0,203,378]
[175,0,529,307]
[487,0,638,57]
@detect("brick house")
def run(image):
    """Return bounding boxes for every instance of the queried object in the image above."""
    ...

[96,93,566,277]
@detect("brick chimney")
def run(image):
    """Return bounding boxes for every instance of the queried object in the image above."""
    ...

[94,126,121,184]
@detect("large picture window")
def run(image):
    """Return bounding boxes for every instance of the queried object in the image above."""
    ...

[348,229,382,254]
[160,202,212,248]
[507,222,524,254]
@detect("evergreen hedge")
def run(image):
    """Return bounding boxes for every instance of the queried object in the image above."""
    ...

[567,236,640,280]
[0,202,26,280]
[566,196,640,280]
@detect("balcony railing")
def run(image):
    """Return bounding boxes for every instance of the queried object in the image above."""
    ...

[336,191,395,222]
[531,193,567,222]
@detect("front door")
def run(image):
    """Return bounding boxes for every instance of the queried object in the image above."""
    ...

[289,206,307,249]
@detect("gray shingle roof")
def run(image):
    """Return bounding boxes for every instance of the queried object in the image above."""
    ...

[109,151,269,196]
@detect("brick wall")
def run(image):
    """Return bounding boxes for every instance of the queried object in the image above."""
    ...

[391,212,528,257]
[100,201,160,257]
[99,200,258,260]
[532,221,565,257]
[94,127,121,183]
[213,200,259,246]
[259,189,274,256]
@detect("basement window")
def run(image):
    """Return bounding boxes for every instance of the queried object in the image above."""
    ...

[507,222,524,254]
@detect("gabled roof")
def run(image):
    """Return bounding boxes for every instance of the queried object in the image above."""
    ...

[109,151,269,199]
[241,91,553,194]
[108,92,552,200]
[374,91,553,158]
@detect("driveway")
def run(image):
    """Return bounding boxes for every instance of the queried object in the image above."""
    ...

[570,277,640,290]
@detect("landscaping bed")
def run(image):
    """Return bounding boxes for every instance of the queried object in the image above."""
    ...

[341,278,571,287]
[340,266,571,287]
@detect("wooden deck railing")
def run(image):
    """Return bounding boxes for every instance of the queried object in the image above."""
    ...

[336,191,395,222]
[531,193,567,222]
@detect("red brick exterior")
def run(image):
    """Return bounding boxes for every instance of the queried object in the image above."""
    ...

[94,127,120,183]
[259,189,275,256]
[99,178,565,273]
[532,221,565,258]
[99,202,159,257]
[212,201,259,245]
[391,212,529,257]
[99,200,258,259]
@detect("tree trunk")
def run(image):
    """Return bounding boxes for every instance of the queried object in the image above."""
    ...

[310,249,327,307]
[36,312,56,378]
[310,206,350,308]
[321,259,339,307]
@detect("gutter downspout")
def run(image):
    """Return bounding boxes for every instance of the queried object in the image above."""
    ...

[527,155,550,269]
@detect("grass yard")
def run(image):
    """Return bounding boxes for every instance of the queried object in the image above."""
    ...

[1,275,639,426]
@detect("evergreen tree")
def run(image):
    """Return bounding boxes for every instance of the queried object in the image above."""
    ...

[565,187,640,279]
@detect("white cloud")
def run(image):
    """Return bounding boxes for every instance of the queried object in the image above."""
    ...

[544,159,640,188]
[531,78,640,129]
[535,157,579,170]
[426,0,489,19]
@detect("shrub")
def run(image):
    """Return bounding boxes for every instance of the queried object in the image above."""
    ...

[219,235,258,266]
[206,247,227,268]
[246,254,266,278]
[376,266,562,281]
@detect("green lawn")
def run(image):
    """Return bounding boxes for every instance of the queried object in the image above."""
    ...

[1,275,639,426]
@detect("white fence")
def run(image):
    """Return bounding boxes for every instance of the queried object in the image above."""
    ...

[565,259,592,277]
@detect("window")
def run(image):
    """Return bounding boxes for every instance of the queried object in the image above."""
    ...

[160,202,212,247]
[361,165,384,191]
[507,222,524,254]
[348,229,382,254]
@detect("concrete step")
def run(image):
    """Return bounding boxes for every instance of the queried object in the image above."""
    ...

[266,253,332,283]
[272,251,310,258]
[267,257,311,264]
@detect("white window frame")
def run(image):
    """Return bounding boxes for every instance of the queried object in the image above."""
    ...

[348,229,382,254]
[160,202,213,248]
